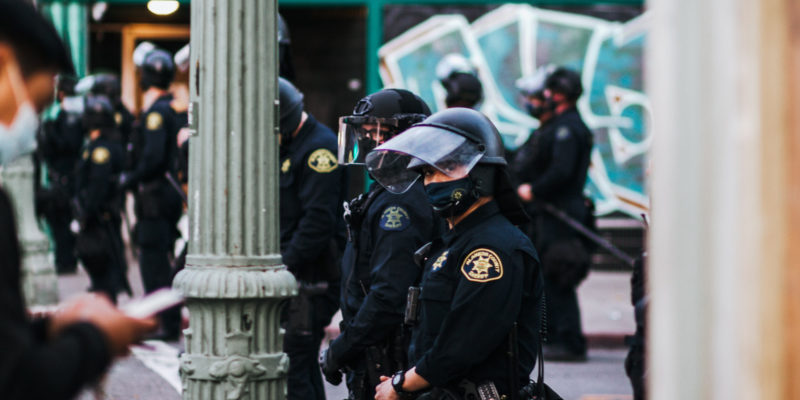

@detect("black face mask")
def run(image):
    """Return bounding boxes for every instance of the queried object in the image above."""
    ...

[525,98,554,119]
[424,177,479,218]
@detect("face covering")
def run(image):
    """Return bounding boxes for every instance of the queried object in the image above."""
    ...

[525,98,553,119]
[0,60,39,166]
[424,176,480,218]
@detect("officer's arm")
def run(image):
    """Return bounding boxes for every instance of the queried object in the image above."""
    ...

[129,110,167,184]
[530,127,578,197]
[509,135,535,186]
[83,147,113,217]
[413,247,525,387]
[282,148,343,269]
[329,203,426,364]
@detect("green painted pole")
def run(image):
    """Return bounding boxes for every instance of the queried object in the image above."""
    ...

[1,157,59,306]
[173,0,297,398]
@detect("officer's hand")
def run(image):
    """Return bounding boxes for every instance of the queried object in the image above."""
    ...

[50,293,157,357]
[517,183,534,202]
[319,347,343,385]
[375,376,399,400]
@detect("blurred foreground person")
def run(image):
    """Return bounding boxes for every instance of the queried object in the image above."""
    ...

[366,108,549,400]
[319,89,439,400]
[278,77,345,400]
[0,2,154,399]
[73,95,129,303]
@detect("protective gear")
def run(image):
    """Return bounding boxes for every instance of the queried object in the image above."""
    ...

[545,67,583,102]
[82,95,116,131]
[365,108,504,194]
[368,108,527,224]
[85,74,122,104]
[139,48,175,90]
[278,77,304,146]
[517,66,556,118]
[0,60,39,165]
[440,72,483,109]
[423,177,479,218]
[338,89,430,165]
[278,13,291,45]
[319,348,343,385]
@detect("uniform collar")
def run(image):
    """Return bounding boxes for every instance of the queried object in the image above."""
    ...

[285,114,317,153]
[442,200,501,245]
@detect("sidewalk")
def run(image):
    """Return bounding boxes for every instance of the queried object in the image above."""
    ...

[56,266,634,399]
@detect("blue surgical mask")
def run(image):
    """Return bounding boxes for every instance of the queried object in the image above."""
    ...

[424,177,479,218]
[0,60,39,166]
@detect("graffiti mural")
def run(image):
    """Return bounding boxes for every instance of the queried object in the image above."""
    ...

[379,4,652,217]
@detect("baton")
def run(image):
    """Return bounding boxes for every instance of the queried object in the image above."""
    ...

[539,201,637,267]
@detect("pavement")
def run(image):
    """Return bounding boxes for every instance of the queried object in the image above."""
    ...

[55,261,635,400]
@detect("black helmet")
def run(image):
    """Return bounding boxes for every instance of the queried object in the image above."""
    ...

[516,65,556,117]
[83,94,116,131]
[545,67,583,102]
[140,49,175,90]
[278,13,291,46]
[441,72,483,109]
[338,88,430,165]
[367,108,527,223]
[278,77,304,145]
[88,73,121,104]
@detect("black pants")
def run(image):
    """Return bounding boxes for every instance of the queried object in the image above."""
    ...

[77,217,125,303]
[137,218,181,336]
[544,283,586,355]
[45,207,77,273]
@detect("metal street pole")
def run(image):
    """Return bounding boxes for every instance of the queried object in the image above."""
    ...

[173,1,297,399]
[1,156,59,306]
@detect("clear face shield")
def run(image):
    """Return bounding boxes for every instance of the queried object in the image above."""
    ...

[337,115,400,165]
[365,124,485,194]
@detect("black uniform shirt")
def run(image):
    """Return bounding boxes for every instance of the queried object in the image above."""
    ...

[279,114,345,281]
[39,110,84,185]
[409,201,543,395]
[515,107,592,203]
[329,181,441,364]
[129,94,179,185]
[0,188,111,399]
[75,136,124,218]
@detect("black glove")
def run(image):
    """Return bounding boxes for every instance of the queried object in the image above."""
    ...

[319,347,343,385]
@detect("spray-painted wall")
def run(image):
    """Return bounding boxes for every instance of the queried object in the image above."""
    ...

[379,4,651,217]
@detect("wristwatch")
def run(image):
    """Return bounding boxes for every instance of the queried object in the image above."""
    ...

[391,370,407,395]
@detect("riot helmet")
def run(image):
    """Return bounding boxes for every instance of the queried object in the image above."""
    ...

[338,88,430,165]
[278,13,291,46]
[440,72,483,109]
[366,108,526,223]
[136,44,175,90]
[76,73,122,105]
[545,67,583,103]
[516,65,556,118]
[82,94,116,131]
[278,77,304,146]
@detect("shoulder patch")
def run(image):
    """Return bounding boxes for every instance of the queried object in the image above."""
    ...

[146,112,163,131]
[461,248,504,283]
[281,158,291,173]
[556,127,571,141]
[431,250,449,271]
[91,147,110,164]
[307,148,338,173]
[379,205,410,231]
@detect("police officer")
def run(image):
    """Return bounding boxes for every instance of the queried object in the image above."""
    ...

[437,54,482,109]
[278,78,345,400]
[73,95,127,303]
[514,67,593,361]
[319,89,439,400]
[78,73,134,149]
[366,108,543,400]
[35,75,83,274]
[119,45,183,340]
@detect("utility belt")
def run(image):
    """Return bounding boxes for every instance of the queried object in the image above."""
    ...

[409,379,556,400]
[342,326,409,400]
[134,175,177,220]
